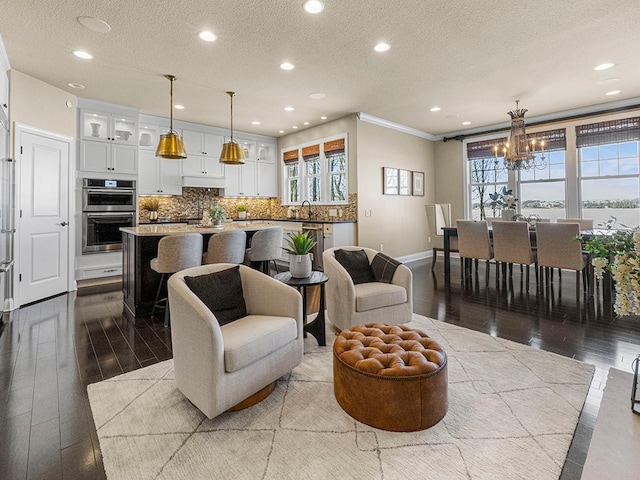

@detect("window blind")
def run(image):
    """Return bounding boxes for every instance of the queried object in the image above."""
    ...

[575,117,640,148]
[466,128,567,160]
[466,138,507,160]
[302,144,320,159]
[283,149,299,163]
[324,138,345,153]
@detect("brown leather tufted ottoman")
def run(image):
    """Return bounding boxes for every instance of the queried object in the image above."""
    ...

[333,323,448,432]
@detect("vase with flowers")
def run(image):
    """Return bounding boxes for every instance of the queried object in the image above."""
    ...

[139,196,160,222]
[487,186,518,220]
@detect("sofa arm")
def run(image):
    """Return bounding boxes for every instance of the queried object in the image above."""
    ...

[392,264,413,309]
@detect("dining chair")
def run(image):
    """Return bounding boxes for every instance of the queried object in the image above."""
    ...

[247,226,283,275]
[425,203,458,270]
[492,220,537,291]
[456,220,493,285]
[535,222,590,297]
[557,218,594,230]
[205,230,247,264]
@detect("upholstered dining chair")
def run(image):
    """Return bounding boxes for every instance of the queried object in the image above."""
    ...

[557,218,594,230]
[150,233,203,327]
[456,220,493,284]
[167,263,303,419]
[205,230,247,264]
[425,203,458,270]
[247,226,283,275]
[323,246,412,331]
[492,220,536,291]
[535,222,590,297]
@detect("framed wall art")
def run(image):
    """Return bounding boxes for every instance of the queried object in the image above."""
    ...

[383,167,398,195]
[412,171,425,196]
[399,169,411,196]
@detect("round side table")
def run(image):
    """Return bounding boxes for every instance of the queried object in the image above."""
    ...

[274,271,328,346]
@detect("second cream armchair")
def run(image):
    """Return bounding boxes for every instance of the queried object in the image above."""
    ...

[323,246,413,331]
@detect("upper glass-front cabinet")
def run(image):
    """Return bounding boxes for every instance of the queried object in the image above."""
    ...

[138,124,162,149]
[81,109,137,145]
[257,142,276,163]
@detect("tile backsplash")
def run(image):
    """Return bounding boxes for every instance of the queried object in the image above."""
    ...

[138,188,357,223]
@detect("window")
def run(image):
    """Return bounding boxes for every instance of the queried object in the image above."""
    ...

[577,118,640,226]
[283,149,300,204]
[519,129,567,221]
[281,135,348,205]
[466,138,508,220]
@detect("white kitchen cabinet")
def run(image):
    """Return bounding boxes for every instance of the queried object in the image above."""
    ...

[257,141,276,163]
[182,154,225,178]
[138,123,162,150]
[233,136,258,162]
[138,150,182,195]
[256,160,277,197]
[79,141,138,175]
[224,161,257,196]
[80,109,138,145]
[182,130,224,156]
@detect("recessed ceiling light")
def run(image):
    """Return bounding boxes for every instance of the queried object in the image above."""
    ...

[320,116,327,120]
[67,82,85,89]
[310,92,325,100]
[374,43,390,53]
[279,130,285,133]
[594,63,615,71]
[304,0,324,14]
[280,62,295,71]
[77,16,111,33]
[430,106,441,112]
[605,90,621,96]
[174,105,185,110]
[198,31,217,42]
[292,126,298,129]
[303,122,309,125]
[462,121,471,126]
[597,77,621,86]
[252,121,261,125]
[73,50,93,60]
[284,106,295,112]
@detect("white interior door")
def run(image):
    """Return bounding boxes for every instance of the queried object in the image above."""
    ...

[18,131,69,305]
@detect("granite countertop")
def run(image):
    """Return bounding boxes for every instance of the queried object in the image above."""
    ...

[139,218,357,226]
[121,221,274,237]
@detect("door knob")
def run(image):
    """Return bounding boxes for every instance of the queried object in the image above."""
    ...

[59,221,68,226]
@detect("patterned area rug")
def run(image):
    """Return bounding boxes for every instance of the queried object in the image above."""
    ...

[87,314,594,480]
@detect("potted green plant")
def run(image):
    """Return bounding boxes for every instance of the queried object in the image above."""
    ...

[283,231,317,278]
[237,204,248,220]
[139,196,160,221]
[210,204,226,227]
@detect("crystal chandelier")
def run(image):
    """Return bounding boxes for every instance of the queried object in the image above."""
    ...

[494,100,546,171]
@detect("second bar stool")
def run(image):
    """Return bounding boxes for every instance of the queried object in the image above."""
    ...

[151,233,203,326]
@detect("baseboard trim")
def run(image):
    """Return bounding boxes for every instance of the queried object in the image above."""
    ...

[397,250,431,264]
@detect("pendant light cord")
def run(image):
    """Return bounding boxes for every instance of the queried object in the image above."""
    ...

[227,91,235,141]
[169,76,174,132]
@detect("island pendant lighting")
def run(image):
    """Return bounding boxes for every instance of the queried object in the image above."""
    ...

[219,91,245,165]
[156,74,187,159]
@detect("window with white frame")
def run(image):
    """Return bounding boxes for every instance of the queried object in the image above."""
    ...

[281,135,348,205]
[577,117,640,227]
[518,129,567,221]
[466,138,508,220]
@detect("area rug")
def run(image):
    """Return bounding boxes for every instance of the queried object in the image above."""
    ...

[87,314,594,480]
[582,368,640,480]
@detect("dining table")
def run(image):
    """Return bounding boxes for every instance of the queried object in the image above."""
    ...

[442,225,608,298]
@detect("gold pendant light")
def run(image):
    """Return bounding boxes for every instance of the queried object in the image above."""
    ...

[220,91,245,165]
[156,74,187,159]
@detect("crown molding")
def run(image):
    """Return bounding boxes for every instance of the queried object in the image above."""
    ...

[357,112,439,141]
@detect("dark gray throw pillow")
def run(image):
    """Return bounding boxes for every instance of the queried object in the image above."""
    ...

[184,265,247,326]
[334,249,375,285]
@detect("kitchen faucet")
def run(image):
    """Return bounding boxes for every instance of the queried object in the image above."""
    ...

[301,200,312,220]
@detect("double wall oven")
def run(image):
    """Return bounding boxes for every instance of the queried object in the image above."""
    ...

[82,179,136,254]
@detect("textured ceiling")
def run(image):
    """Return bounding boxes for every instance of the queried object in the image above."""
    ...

[1,0,640,138]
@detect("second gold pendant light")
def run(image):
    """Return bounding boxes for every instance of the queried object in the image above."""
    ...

[156,74,187,159]
[219,91,245,165]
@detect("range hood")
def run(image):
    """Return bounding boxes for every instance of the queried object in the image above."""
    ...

[182,176,226,189]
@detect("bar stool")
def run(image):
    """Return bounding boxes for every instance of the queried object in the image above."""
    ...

[151,233,203,326]
[247,226,283,275]
[204,230,247,264]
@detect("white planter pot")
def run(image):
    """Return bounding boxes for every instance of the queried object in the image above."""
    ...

[238,211,247,220]
[289,253,312,278]
[502,209,516,221]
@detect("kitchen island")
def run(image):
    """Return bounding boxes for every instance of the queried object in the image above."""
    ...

[120,222,274,320]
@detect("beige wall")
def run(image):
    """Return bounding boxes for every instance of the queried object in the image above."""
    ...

[277,114,358,192]
[356,121,435,258]
[434,139,466,222]
[9,70,76,142]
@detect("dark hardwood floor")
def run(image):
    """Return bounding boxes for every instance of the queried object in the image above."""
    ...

[1,257,639,479]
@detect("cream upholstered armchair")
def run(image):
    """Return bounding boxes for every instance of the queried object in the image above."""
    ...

[323,246,412,331]
[168,263,303,419]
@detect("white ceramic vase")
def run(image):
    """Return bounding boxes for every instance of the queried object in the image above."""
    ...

[289,253,312,278]
[238,211,247,220]
[502,209,516,221]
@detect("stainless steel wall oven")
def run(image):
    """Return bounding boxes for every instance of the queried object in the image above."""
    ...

[82,179,136,254]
